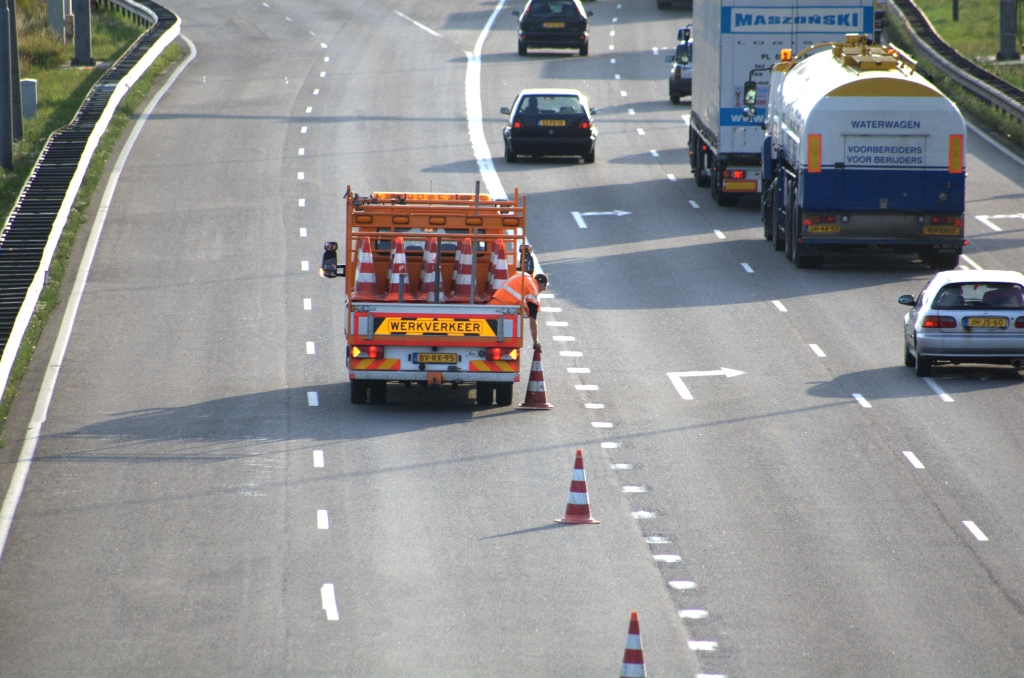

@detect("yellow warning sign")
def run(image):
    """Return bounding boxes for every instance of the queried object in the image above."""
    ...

[374,317,497,337]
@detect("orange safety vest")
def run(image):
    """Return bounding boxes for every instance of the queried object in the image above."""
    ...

[489,272,539,311]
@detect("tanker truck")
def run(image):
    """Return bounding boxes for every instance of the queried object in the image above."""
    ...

[760,35,966,269]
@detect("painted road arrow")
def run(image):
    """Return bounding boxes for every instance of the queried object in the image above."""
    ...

[572,210,632,229]
[667,368,745,400]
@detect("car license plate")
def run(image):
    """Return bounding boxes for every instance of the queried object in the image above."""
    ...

[924,226,960,235]
[414,352,458,364]
[807,224,840,233]
[543,21,565,28]
[965,317,1007,328]
[539,119,566,127]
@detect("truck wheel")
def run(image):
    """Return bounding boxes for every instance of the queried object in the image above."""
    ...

[932,253,960,271]
[670,91,680,105]
[368,381,387,404]
[350,380,369,404]
[773,218,786,251]
[762,188,774,240]
[904,341,916,368]
[579,40,589,57]
[657,0,670,8]
[495,382,514,406]
[476,384,495,406]
[915,356,932,377]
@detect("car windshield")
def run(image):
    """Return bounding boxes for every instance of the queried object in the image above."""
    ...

[932,282,1024,309]
[675,44,690,65]
[516,95,584,115]
[525,1,581,17]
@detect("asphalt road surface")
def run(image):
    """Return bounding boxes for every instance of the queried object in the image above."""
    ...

[0,1,1021,676]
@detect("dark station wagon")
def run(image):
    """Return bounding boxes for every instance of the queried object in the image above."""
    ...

[501,89,597,163]
[513,0,592,56]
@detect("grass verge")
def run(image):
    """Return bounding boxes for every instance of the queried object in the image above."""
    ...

[0,40,184,446]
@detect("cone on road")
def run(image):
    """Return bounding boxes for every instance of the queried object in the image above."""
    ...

[418,237,445,302]
[518,346,553,410]
[451,238,474,301]
[383,237,409,300]
[352,236,379,299]
[556,449,599,524]
[487,239,510,296]
[620,611,646,678]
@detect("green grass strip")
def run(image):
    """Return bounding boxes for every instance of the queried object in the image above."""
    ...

[0,40,184,446]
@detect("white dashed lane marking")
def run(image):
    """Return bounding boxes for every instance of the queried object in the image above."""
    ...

[298,171,304,180]
[963,520,989,541]
[772,300,787,312]
[301,126,307,133]
[852,393,871,408]
[560,351,582,357]
[923,377,955,402]
[306,106,313,113]
[713,230,725,239]
[306,342,316,355]
[307,391,319,406]
[313,449,324,467]
[317,510,329,529]
[303,298,312,309]
[637,128,645,136]
[679,610,709,620]
[669,580,696,590]
[540,307,562,312]
[547,321,568,327]
[601,442,620,448]
[611,58,617,64]
[321,42,327,48]
[298,148,305,155]
[809,343,825,357]
[645,536,669,544]
[650,149,658,157]
[628,108,634,115]
[633,510,656,519]
[585,403,605,409]
[902,450,924,469]
[324,56,329,62]
[552,336,575,342]
[667,174,677,182]
[575,384,598,390]
[615,74,621,80]
[592,422,613,428]
[620,90,627,97]
[689,641,718,652]
[567,367,590,373]
[321,584,340,621]
[653,554,681,562]
[624,486,648,493]
[313,88,319,95]
[300,228,307,237]
[960,254,983,270]
[320,71,325,77]
[301,261,310,271]
[611,463,632,469]
[741,263,754,273]
[298,198,305,207]
[689,200,699,209]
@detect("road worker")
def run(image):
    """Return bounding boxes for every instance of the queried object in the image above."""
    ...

[490,271,548,352]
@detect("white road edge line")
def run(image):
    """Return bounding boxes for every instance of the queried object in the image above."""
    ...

[0,35,199,565]
[963,520,989,541]
[852,393,872,408]
[321,583,340,620]
[960,253,983,270]
[923,377,954,402]
[902,450,924,469]
[394,10,443,37]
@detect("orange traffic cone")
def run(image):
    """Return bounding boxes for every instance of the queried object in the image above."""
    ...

[620,611,646,678]
[487,239,510,296]
[352,236,378,299]
[556,450,599,524]
[518,346,553,409]
[383,237,409,300]
[451,238,474,301]
[418,237,445,302]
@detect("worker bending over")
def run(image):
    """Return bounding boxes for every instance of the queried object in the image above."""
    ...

[490,271,549,352]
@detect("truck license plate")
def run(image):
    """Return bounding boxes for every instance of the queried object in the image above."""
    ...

[924,226,960,235]
[807,224,840,233]
[414,353,458,364]
[965,317,1007,328]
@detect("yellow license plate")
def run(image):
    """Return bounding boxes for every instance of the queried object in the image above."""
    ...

[543,22,565,28]
[415,353,458,364]
[808,224,840,233]
[924,226,960,235]
[539,119,566,127]
[966,317,1007,328]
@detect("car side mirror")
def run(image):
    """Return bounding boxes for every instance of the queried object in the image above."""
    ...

[898,294,916,306]
[743,80,757,107]
[665,55,674,62]
[682,28,691,42]
[321,242,342,278]
[500,107,511,115]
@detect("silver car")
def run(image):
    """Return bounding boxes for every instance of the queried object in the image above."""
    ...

[899,269,1024,376]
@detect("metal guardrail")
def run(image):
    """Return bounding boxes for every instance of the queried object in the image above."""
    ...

[887,0,1024,122]
[0,0,180,397]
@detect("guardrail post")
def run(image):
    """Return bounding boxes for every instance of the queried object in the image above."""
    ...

[7,0,20,141]
[47,0,65,39]
[998,0,1020,61]
[0,0,12,170]
[71,0,93,66]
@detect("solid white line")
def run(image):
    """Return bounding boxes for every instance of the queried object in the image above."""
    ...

[667,174,677,182]
[772,300,787,312]
[575,384,598,390]
[959,254,983,270]
[637,128,645,136]
[307,391,319,406]
[902,450,924,469]
[560,351,582,357]
[572,211,587,229]
[974,215,1003,232]
[301,261,310,271]
[713,230,725,239]
[300,227,307,237]
[963,520,989,541]
[852,393,871,408]
[306,341,316,355]
[394,10,443,37]
[966,120,1024,168]
[567,367,590,373]
[809,343,826,358]
[464,0,509,202]
[592,422,613,428]
[689,199,699,209]
[0,34,199,565]
[317,509,329,529]
[313,449,324,467]
[923,377,954,402]
[741,263,754,273]
[321,584,340,620]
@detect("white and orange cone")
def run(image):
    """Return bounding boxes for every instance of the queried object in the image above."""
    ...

[451,238,474,301]
[418,237,445,302]
[556,450,599,524]
[352,236,379,299]
[487,239,510,296]
[518,346,553,409]
[620,611,646,678]
[383,237,409,300]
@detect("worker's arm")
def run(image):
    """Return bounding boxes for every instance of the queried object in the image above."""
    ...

[527,302,540,351]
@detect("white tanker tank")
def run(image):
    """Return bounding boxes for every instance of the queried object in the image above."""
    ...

[760,34,966,269]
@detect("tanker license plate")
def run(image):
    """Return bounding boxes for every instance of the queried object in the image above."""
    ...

[414,353,458,364]
[965,317,1007,328]
[924,226,960,235]
[808,224,840,233]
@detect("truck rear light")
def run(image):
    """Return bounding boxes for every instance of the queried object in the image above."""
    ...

[508,349,519,360]
[489,348,503,360]
[579,120,590,129]
[809,215,836,223]
[726,170,745,179]
[930,216,958,225]
[674,66,682,79]
[513,120,523,129]
[1016,317,1024,328]
[352,346,383,358]
[923,315,956,329]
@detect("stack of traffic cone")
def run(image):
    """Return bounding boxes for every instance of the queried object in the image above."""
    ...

[418,237,445,302]
[383,237,409,300]
[620,612,646,678]
[518,346,553,409]
[352,236,379,299]
[487,239,510,297]
[450,238,474,301]
[556,450,599,524]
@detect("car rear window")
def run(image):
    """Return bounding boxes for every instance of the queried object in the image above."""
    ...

[933,283,1024,309]
[516,95,584,115]
[525,1,582,18]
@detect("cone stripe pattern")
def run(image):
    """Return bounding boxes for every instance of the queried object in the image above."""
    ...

[353,236,378,298]
[620,611,645,678]
[487,239,509,296]
[450,238,466,297]
[556,450,599,524]
[384,237,408,299]
[451,238,474,300]
[519,347,554,409]
[419,238,445,302]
